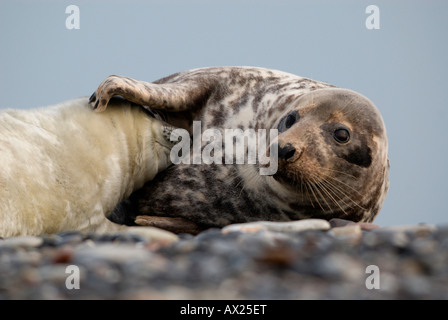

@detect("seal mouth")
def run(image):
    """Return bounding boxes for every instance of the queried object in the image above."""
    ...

[272,160,301,187]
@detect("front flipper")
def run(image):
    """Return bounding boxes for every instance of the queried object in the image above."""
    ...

[89,74,215,113]
[135,216,204,235]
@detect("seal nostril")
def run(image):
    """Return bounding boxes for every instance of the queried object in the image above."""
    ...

[278,143,296,160]
[284,149,296,160]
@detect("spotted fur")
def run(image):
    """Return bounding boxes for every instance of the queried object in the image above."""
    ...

[91,67,389,228]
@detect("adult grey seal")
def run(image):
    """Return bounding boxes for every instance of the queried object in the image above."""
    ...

[90,67,389,233]
[0,96,177,240]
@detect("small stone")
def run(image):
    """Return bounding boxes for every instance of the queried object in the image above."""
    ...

[40,234,64,247]
[329,225,362,244]
[256,245,295,267]
[330,225,362,237]
[123,226,179,245]
[329,218,380,231]
[21,267,41,286]
[368,228,411,248]
[0,236,43,248]
[73,243,151,264]
[329,218,354,228]
[52,247,74,264]
[223,223,264,234]
[379,224,437,236]
[222,219,331,234]
[311,252,364,281]
[357,222,381,231]
[56,231,84,246]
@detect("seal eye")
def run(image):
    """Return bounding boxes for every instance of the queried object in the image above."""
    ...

[333,128,350,143]
[278,111,299,133]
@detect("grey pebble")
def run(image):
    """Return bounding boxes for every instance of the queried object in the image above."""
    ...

[221,219,331,234]
[0,236,43,248]
[73,243,151,264]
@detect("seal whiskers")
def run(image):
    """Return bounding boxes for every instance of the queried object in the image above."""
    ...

[306,171,368,216]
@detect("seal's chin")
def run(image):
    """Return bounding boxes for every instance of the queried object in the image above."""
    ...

[272,161,301,190]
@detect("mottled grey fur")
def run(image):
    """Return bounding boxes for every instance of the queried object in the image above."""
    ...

[92,67,389,229]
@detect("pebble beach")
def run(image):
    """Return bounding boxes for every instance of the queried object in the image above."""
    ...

[0,218,447,300]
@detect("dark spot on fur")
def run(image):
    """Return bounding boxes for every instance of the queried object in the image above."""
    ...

[233,90,250,113]
[107,88,116,96]
[124,88,136,99]
[209,83,228,105]
[210,104,227,127]
[342,145,372,168]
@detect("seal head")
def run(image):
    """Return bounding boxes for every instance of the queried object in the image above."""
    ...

[273,88,389,222]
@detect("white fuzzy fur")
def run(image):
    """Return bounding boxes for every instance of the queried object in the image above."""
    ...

[0,97,173,237]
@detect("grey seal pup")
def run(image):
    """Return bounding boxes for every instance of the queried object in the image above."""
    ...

[0,96,177,240]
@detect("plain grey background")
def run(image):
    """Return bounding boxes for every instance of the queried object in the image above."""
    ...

[1,0,447,227]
